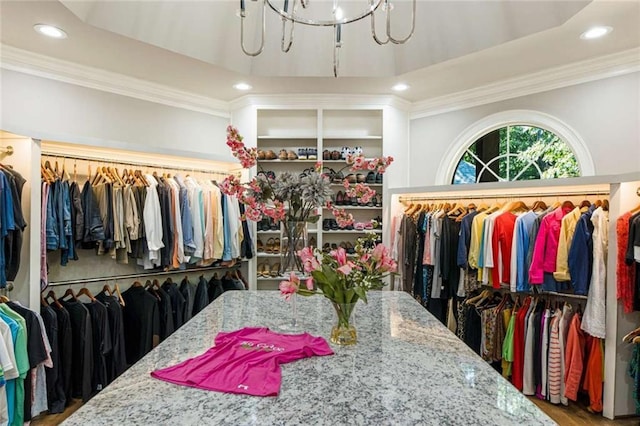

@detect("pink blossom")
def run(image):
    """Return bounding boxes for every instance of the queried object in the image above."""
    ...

[337,263,352,275]
[367,161,377,171]
[305,277,314,291]
[343,179,350,189]
[360,253,371,263]
[332,247,348,266]
[279,272,300,300]
[244,206,262,222]
[314,161,323,172]
[298,246,314,262]
[372,243,386,262]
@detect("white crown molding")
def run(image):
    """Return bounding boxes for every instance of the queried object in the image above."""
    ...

[0,44,231,118]
[410,47,640,120]
[229,93,411,112]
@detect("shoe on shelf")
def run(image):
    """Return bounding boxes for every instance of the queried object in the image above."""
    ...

[278,149,288,160]
[354,222,365,231]
[366,171,376,183]
[270,262,281,277]
[273,238,281,254]
[346,174,356,184]
[331,243,338,251]
[307,148,317,160]
[330,219,339,230]
[336,191,345,205]
[256,239,264,252]
[270,219,280,231]
[345,241,355,255]
[356,173,365,183]
[309,236,317,248]
[333,171,344,183]
[331,150,341,160]
[322,243,331,253]
[375,172,383,184]
[352,146,363,156]
[264,150,277,160]
[322,219,331,231]
[287,150,298,160]
[341,147,351,160]
[376,193,382,207]
[297,148,307,159]
[365,221,374,230]
[258,150,266,160]
[266,238,275,254]
[339,241,348,251]
[323,150,331,160]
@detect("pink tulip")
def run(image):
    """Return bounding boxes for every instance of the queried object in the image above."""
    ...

[279,272,300,300]
[337,264,352,275]
[305,277,314,290]
[298,246,314,262]
[332,247,347,266]
[372,243,386,262]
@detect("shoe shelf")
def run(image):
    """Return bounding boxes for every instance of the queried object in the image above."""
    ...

[258,159,319,163]
[323,229,382,234]
[323,206,381,210]
[252,108,384,290]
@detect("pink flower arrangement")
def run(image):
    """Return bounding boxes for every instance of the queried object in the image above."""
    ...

[221,126,394,231]
[281,234,397,305]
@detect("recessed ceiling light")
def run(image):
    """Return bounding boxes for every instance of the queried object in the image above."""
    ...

[392,83,409,92]
[233,82,252,91]
[580,26,612,40]
[33,24,67,39]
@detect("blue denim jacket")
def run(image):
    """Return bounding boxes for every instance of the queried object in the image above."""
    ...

[46,180,60,250]
[60,181,75,265]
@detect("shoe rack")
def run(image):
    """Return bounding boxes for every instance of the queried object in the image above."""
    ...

[253,109,384,289]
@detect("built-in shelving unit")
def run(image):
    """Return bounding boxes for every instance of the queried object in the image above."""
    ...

[252,108,384,288]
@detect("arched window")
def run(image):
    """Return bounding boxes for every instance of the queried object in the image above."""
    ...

[452,125,581,185]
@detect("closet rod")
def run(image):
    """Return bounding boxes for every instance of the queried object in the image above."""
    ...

[0,146,14,156]
[40,151,238,177]
[399,189,610,203]
[45,264,241,287]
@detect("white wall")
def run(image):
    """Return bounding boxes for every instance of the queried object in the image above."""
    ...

[0,69,232,161]
[408,72,640,186]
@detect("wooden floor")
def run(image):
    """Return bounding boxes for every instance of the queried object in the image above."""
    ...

[30,397,640,425]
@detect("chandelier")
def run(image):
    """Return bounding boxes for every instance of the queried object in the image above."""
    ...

[239,0,416,77]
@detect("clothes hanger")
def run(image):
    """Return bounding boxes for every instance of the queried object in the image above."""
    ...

[102,283,113,295]
[561,200,575,210]
[114,283,125,306]
[132,280,143,288]
[77,287,97,302]
[623,327,640,343]
[602,199,609,212]
[62,287,78,301]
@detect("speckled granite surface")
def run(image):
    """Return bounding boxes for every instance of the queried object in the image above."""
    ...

[62,291,556,425]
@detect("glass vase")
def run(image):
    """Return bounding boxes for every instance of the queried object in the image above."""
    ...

[276,292,302,333]
[330,301,358,346]
[279,220,308,276]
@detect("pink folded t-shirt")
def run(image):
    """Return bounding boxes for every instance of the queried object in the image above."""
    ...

[150,327,334,396]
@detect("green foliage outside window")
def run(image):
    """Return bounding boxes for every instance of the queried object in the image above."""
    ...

[453,125,580,184]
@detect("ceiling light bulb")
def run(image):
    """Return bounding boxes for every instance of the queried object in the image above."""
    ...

[334,7,344,21]
[580,26,612,40]
[392,83,409,92]
[33,24,67,39]
[233,82,252,91]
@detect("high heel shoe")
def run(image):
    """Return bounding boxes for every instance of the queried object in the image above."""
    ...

[273,238,281,254]
[336,191,345,206]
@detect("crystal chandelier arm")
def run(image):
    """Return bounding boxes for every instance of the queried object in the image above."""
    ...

[370,5,389,45]
[386,0,416,45]
[240,0,266,56]
[281,0,296,52]
[333,24,342,77]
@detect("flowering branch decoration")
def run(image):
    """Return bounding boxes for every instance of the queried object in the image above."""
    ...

[220,125,393,231]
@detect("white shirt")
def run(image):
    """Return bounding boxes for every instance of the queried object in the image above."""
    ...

[581,207,609,339]
[141,175,164,269]
[185,177,204,261]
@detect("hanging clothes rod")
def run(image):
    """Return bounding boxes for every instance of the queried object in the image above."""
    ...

[40,151,240,177]
[0,146,14,156]
[399,189,610,203]
[45,264,241,287]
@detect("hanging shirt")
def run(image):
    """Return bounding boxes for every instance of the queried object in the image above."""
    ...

[185,177,204,262]
[142,175,164,269]
[581,207,608,339]
[151,327,333,396]
[554,207,582,282]
[567,206,595,295]
[491,211,517,288]
[617,212,636,313]
[510,211,537,292]
[529,206,573,284]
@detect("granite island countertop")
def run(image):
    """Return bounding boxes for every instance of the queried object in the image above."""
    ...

[62,291,556,425]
